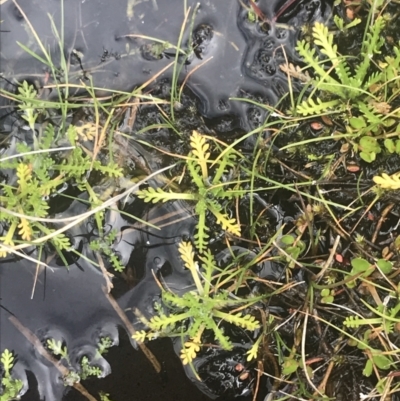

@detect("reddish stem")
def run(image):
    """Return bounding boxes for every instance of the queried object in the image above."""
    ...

[273,0,300,22]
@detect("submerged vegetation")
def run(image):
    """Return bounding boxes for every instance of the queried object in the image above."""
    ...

[0,350,23,401]
[2,0,400,400]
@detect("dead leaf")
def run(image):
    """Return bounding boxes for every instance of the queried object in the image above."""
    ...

[279,63,310,82]
[346,164,360,172]
[340,143,350,153]
[369,100,391,114]
[310,121,323,130]
[321,115,333,126]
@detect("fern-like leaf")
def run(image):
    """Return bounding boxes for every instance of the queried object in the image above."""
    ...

[178,241,196,271]
[296,98,340,116]
[0,221,17,258]
[51,233,71,251]
[16,163,32,189]
[344,315,383,328]
[1,349,15,376]
[355,16,385,84]
[194,200,209,253]
[132,330,148,343]
[40,124,55,150]
[93,160,123,178]
[18,81,39,131]
[208,203,241,236]
[357,102,383,124]
[246,336,262,362]
[179,241,204,294]
[312,22,351,86]
[148,312,191,331]
[190,131,210,181]
[180,328,203,365]
[198,249,215,295]
[296,40,338,87]
[137,186,195,203]
[373,173,400,190]
[214,311,260,330]
[17,218,32,241]
[187,158,204,189]
[364,71,384,92]
[208,319,233,350]
[212,149,237,185]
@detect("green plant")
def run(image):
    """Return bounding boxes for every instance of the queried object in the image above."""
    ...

[96,337,113,356]
[99,393,114,401]
[0,350,23,401]
[17,81,43,131]
[344,301,400,334]
[137,131,245,251]
[80,336,113,381]
[345,323,395,379]
[346,257,392,288]
[320,288,335,303]
[133,241,262,364]
[46,336,113,384]
[0,94,123,260]
[89,229,125,272]
[293,16,400,162]
[278,234,306,268]
[79,357,102,381]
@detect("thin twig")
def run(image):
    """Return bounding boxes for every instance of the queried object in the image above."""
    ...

[314,341,342,396]
[102,287,161,374]
[96,252,114,293]
[372,203,394,244]
[301,309,323,397]
[314,235,341,282]
[0,146,74,163]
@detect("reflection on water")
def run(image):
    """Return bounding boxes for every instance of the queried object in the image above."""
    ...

[0,200,197,400]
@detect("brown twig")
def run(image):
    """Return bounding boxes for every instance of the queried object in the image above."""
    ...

[102,287,161,373]
[96,252,114,293]
[253,360,263,401]
[372,203,394,244]
[314,235,341,282]
[179,56,213,99]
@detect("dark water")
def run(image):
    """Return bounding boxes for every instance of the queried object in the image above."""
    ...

[0,0,334,399]
[0,0,331,128]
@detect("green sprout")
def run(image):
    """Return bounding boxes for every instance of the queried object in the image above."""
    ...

[0,350,23,401]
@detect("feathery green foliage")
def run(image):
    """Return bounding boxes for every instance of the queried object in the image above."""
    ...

[137,131,244,251]
[0,82,123,260]
[133,241,262,365]
[0,350,23,401]
[89,229,125,272]
[294,16,400,162]
[46,336,113,384]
